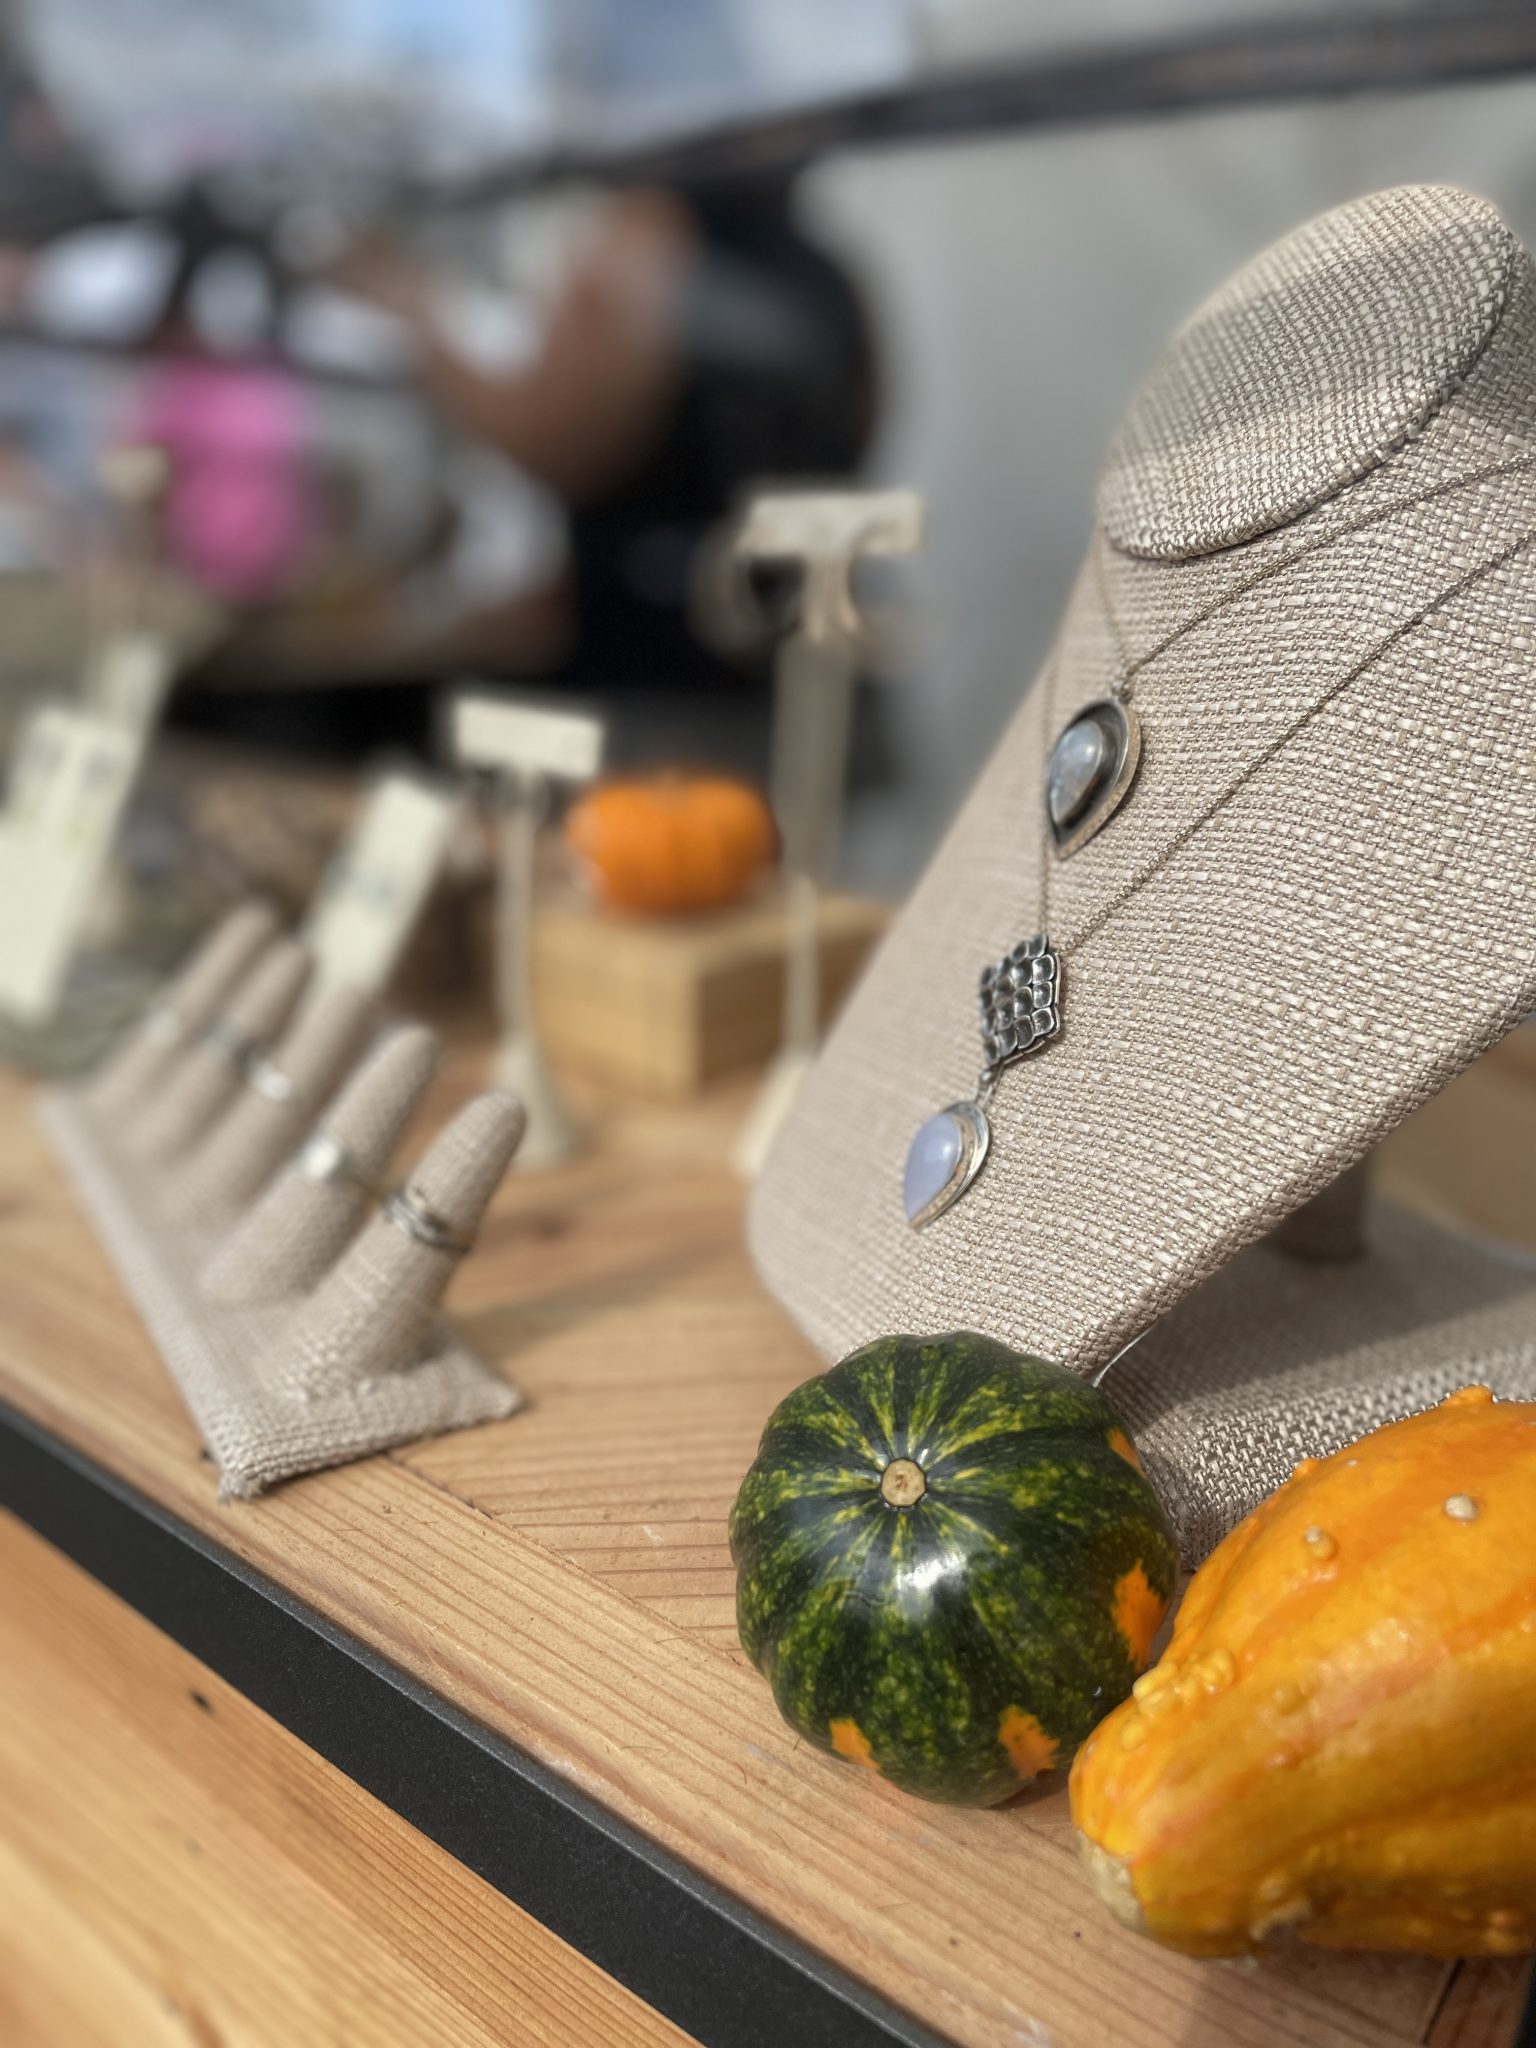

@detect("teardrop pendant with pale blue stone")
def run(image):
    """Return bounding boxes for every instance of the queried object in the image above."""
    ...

[903,1100,990,1229]
[903,936,1062,1230]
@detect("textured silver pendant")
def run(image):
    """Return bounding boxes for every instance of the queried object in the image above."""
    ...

[1047,699,1141,857]
[976,933,1062,1067]
[903,936,1062,1230]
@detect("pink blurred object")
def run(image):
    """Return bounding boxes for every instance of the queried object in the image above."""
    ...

[134,356,317,604]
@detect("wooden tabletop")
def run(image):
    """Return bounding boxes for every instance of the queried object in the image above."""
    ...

[1,1030,1533,2048]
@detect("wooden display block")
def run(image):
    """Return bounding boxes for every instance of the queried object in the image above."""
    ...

[533,888,887,1096]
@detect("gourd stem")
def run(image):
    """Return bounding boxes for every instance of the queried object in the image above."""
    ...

[880,1457,927,1508]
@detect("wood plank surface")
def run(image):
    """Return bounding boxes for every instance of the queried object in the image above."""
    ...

[1429,1958,1535,2048]
[1,1029,1531,2048]
[0,1509,699,2048]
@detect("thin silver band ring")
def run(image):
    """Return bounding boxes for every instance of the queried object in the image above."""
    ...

[383,1185,472,1258]
[246,1056,298,1106]
[296,1127,377,1197]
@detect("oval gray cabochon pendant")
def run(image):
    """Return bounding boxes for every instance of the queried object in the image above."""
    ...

[1047,698,1142,857]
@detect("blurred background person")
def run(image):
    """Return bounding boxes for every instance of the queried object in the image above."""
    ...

[334,174,877,689]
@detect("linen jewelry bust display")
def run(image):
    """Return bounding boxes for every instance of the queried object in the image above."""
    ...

[751,186,1536,1384]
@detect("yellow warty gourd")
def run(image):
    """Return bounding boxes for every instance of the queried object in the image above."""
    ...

[1069,1387,1536,1959]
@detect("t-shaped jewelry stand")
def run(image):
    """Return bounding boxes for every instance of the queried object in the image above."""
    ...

[731,489,922,1179]
[453,691,603,1171]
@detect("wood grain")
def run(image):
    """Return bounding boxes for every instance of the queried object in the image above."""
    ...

[534,887,887,1096]
[1428,1959,1534,2048]
[0,1510,698,2048]
[1,1033,1531,2048]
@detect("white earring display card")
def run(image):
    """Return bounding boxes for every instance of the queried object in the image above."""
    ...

[452,691,604,782]
[302,769,459,1000]
[0,703,141,1025]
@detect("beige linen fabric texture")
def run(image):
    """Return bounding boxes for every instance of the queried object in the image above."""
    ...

[1109,1203,1536,1562]
[200,1022,440,1304]
[123,938,311,1163]
[1098,183,1516,558]
[41,1083,521,1497]
[85,901,278,1120]
[276,1093,525,1403]
[750,188,1536,1494]
[164,983,374,1230]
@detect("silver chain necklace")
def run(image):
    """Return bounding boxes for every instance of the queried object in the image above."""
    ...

[903,463,1536,1231]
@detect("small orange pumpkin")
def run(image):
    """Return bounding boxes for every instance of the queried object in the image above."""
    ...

[565,773,776,915]
[1069,1386,1536,1959]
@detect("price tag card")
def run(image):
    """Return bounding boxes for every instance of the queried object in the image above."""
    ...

[734,487,923,564]
[303,769,459,999]
[0,703,140,1023]
[452,691,603,782]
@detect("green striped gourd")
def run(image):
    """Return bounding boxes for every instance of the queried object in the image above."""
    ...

[730,1331,1178,1805]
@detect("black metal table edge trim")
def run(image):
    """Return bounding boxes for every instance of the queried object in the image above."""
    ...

[0,1398,953,2048]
